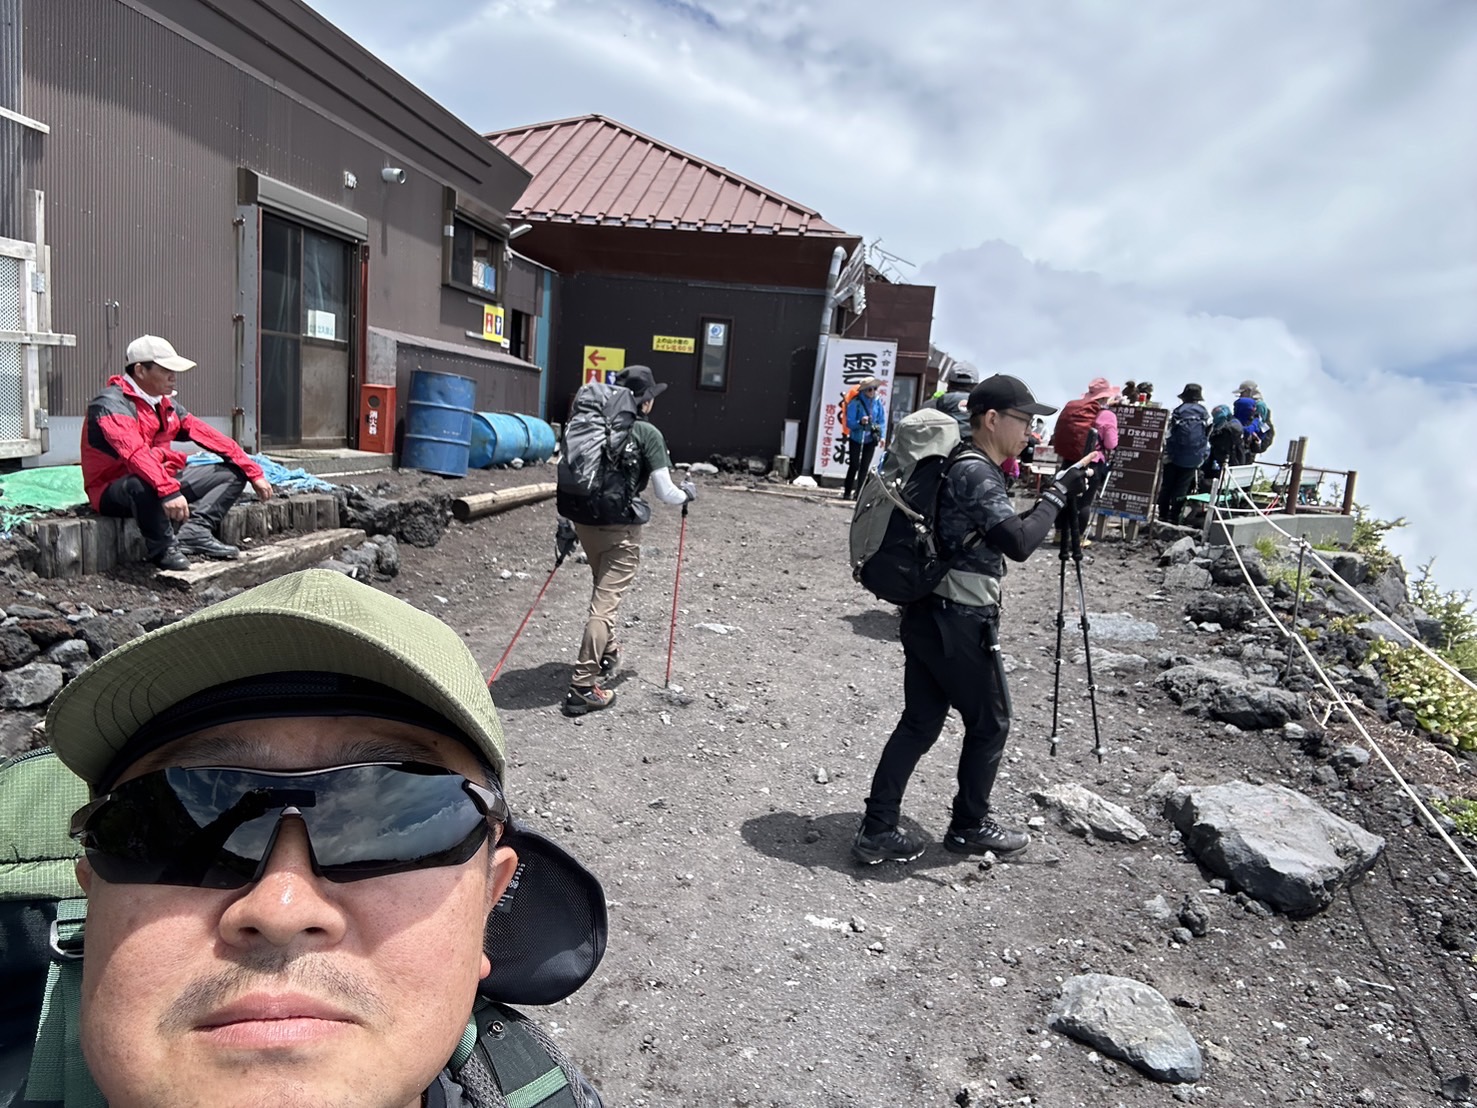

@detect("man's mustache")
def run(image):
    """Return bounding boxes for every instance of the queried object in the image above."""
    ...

[159,949,387,1033]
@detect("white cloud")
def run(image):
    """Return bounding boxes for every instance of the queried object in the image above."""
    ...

[308,0,1477,591]
[922,242,1477,596]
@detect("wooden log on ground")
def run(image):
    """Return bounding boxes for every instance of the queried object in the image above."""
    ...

[155,528,367,591]
[451,482,556,523]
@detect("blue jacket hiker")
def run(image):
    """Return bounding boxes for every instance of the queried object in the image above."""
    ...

[842,377,886,500]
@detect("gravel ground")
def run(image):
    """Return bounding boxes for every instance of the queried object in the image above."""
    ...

[6,462,1476,1107]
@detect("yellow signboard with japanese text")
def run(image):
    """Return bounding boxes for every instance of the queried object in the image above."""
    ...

[583,345,625,385]
[652,334,696,354]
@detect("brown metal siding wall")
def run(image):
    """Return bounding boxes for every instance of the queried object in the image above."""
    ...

[21,0,500,423]
[554,273,821,462]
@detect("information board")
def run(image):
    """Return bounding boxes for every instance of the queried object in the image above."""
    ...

[1095,405,1167,522]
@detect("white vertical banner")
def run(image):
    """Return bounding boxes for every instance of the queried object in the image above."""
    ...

[814,337,898,479]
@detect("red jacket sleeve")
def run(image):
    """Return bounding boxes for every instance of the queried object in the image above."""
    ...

[178,414,265,484]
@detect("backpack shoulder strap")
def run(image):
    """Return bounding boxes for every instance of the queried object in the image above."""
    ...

[935,446,992,553]
[23,899,103,1108]
[451,1001,598,1108]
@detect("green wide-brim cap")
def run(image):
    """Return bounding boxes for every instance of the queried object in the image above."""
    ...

[46,569,505,788]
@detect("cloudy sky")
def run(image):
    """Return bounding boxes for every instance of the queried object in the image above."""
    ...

[312,0,1477,594]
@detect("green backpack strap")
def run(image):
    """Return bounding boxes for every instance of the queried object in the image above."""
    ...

[24,898,104,1108]
[451,1000,591,1108]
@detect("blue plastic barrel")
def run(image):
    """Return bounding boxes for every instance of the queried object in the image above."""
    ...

[469,412,557,468]
[402,371,477,477]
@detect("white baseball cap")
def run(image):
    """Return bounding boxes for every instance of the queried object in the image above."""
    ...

[125,334,196,372]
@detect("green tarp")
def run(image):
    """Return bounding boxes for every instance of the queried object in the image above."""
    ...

[0,466,88,531]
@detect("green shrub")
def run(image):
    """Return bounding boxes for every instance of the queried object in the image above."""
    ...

[1370,640,1477,751]
[1254,536,1280,562]
[1412,560,1477,653]
[1350,505,1405,576]
[1431,797,1477,840]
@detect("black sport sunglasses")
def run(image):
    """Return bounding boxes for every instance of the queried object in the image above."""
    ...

[70,762,509,889]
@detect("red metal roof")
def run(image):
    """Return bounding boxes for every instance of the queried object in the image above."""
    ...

[486,115,853,239]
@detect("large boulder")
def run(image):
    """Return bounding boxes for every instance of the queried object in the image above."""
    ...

[1186,593,1258,630]
[1163,563,1212,591]
[1165,781,1384,915]
[1,662,65,709]
[1049,974,1203,1083]
[1155,662,1244,705]
[1159,537,1198,566]
[1211,547,1269,587]
[1204,680,1305,729]
[1319,550,1368,587]
[0,627,40,669]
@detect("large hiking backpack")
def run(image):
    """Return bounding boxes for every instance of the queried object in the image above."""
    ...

[556,383,644,526]
[1050,398,1102,463]
[1165,402,1211,467]
[0,749,601,1108]
[834,383,863,440]
[848,409,983,605]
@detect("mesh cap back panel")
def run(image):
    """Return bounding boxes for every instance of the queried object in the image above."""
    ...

[479,824,608,1006]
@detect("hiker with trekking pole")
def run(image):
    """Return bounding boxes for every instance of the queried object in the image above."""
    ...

[553,365,695,716]
[849,374,1094,866]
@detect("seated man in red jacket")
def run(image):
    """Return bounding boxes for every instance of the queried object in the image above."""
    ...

[82,335,272,570]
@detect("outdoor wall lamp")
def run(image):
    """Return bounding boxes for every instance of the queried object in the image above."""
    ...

[509,223,533,239]
[381,166,408,184]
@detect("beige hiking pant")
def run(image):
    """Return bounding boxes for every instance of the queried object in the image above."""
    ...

[571,522,643,688]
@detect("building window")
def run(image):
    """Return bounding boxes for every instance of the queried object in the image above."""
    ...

[698,317,731,391]
[448,217,502,296]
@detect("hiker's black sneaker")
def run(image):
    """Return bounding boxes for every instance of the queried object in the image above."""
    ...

[599,644,621,679]
[944,818,1029,856]
[851,824,924,865]
[176,534,240,560]
[563,685,616,716]
[153,548,191,572]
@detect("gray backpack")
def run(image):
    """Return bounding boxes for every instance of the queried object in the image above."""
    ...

[848,408,983,605]
[556,384,644,526]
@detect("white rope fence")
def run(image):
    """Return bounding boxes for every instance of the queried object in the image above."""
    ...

[1206,500,1477,884]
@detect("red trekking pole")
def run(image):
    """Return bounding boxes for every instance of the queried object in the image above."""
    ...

[664,503,690,688]
[488,520,575,685]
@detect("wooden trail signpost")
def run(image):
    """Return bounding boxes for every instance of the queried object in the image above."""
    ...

[1094,405,1168,537]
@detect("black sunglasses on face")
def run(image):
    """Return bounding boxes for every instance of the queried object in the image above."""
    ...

[71,762,509,890]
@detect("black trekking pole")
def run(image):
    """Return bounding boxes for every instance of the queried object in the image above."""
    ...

[488,521,575,685]
[1065,503,1106,762]
[1049,502,1072,756]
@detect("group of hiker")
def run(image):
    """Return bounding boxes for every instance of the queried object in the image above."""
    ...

[1156,379,1277,525]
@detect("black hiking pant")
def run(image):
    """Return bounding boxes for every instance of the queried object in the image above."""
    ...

[99,465,245,561]
[843,437,878,498]
[862,599,1011,833]
[1157,462,1199,525]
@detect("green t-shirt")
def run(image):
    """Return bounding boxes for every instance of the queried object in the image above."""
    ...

[629,420,671,493]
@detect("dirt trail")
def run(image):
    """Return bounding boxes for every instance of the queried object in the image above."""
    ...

[6,467,1474,1107]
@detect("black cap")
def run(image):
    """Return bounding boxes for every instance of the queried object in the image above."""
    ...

[614,365,667,403]
[966,374,1058,416]
[1178,383,1204,402]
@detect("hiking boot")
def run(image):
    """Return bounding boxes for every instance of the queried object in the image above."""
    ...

[943,818,1029,856]
[851,823,924,865]
[599,643,621,679]
[176,533,240,560]
[153,548,191,572]
[563,685,616,716]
